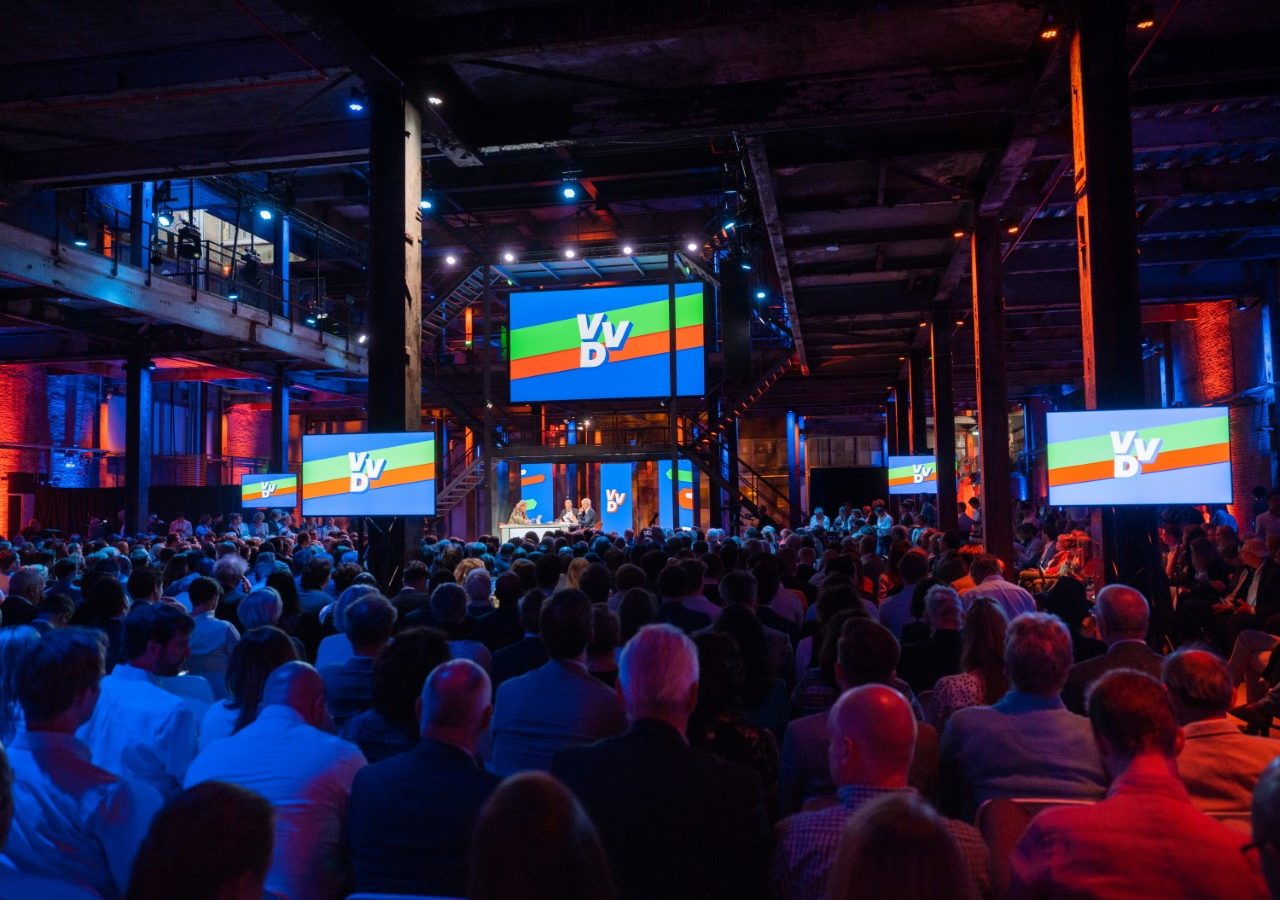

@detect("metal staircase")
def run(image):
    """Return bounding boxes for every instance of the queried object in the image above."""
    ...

[687,352,797,448]
[432,442,486,519]
[682,440,791,524]
[422,266,507,341]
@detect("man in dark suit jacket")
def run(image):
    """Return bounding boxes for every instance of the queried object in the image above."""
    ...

[1062,584,1163,714]
[577,498,599,529]
[897,585,964,694]
[552,624,770,900]
[320,593,396,727]
[346,659,500,897]
[490,589,548,688]
[391,560,432,623]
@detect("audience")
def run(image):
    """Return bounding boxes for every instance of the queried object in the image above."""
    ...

[897,584,964,694]
[930,597,1009,729]
[183,575,239,701]
[470,771,615,900]
[553,624,771,900]
[200,625,299,748]
[346,658,499,897]
[0,625,40,743]
[492,589,626,775]
[320,592,396,728]
[940,612,1106,818]
[960,554,1036,620]
[1009,669,1267,897]
[1253,758,1280,898]
[341,626,452,762]
[77,603,199,799]
[772,686,988,900]
[7,628,162,898]
[126,781,273,900]
[183,661,366,900]
[1163,647,1280,815]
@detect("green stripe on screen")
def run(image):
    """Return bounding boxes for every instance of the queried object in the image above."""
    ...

[1046,416,1227,470]
[510,292,702,361]
[302,439,435,483]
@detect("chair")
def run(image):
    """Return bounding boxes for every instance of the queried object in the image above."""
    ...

[976,797,1096,899]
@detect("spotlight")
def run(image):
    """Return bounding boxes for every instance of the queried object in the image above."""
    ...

[564,248,576,259]
[156,207,174,228]
[562,185,578,201]
[72,224,89,248]
[258,207,273,221]
[502,251,516,263]
[918,319,928,328]
[1135,3,1155,29]
[445,254,458,266]
[238,251,263,287]
[621,245,634,256]
[357,333,368,344]
[427,94,444,106]
[1040,14,1059,40]
[1237,299,1249,312]
[347,87,366,113]
[686,241,699,253]
[952,230,966,239]
[1006,224,1019,234]
[227,287,240,301]
[740,260,752,271]
[176,222,202,261]
[955,317,965,326]
[419,198,433,210]
[755,290,767,300]
[722,219,736,232]
[304,315,318,326]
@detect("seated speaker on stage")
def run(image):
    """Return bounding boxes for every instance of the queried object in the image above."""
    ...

[508,500,531,526]
[577,498,598,529]
[560,500,579,525]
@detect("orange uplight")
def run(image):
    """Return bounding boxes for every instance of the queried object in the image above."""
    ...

[1136,18,1155,30]
[1040,26,1059,40]
[1007,225,1020,234]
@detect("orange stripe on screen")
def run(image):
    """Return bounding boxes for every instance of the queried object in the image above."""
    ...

[1048,442,1229,487]
[302,462,436,500]
[510,324,703,381]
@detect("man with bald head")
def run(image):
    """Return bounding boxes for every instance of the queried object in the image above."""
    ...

[346,659,500,897]
[771,686,989,900]
[1163,647,1280,816]
[184,662,367,900]
[1061,583,1162,714]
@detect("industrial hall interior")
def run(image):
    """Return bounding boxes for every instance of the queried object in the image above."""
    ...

[1,2,1280,900]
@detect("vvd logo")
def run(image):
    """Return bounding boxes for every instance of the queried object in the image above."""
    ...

[1110,431,1162,478]
[606,488,628,513]
[348,452,388,493]
[260,481,277,499]
[911,464,935,484]
[577,313,633,368]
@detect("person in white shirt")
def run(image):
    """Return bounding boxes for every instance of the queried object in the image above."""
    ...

[808,508,831,530]
[959,553,1037,621]
[184,661,367,900]
[560,500,579,525]
[77,603,199,799]
[167,513,192,539]
[183,576,241,701]
[6,628,163,899]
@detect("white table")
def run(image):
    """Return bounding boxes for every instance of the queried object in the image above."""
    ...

[500,522,563,542]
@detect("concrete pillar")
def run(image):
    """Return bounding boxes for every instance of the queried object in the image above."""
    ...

[124,357,152,534]
[366,85,424,585]
[1071,0,1161,598]
[930,304,958,531]
[971,216,1014,570]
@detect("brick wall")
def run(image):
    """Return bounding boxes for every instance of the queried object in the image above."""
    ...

[223,404,272,461]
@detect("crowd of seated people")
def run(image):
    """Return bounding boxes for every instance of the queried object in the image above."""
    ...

[0,499,1273,899]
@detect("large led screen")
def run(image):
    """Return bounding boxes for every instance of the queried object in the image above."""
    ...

[301,433,436,516]
[887,455,938,495]
[1046,407,1231,506]
[509,282,705,402]
[241,473,297,509]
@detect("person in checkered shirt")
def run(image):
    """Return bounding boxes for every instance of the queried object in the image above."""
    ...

[771,685,990,900]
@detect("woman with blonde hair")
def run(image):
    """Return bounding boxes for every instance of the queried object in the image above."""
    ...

[454,556,486,586]
[565,556,590,591]
[826,793,976,900]
[930,597,1009,729]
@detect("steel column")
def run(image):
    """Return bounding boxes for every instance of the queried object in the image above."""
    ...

[270,366,289,474]
[931,303,957,531]
[909,348,929,453]
[971,216,1014,570]
[124,356,152,534]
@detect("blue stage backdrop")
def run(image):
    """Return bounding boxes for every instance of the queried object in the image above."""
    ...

[518,462,554,523]
[659,459,697,530]
[600,463,635,534]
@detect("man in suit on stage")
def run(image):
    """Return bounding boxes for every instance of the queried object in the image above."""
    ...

[577,498,599,529]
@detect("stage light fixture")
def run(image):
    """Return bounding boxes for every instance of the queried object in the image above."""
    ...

[427,94,444,106]
[156,207,174,228]
[621,245,634,256]
[503,251,516,263]
[686,241,699,253]
[564,248,577,259]
[445,254,458,266]
[72,224,89,248]
[227,287,240,301]
[1006,224,1019,234]
[1040,14,1059,40]
[258,207,273,221]
[755,290,767,300]
[357,333,368,344]
[722,219,736,232]
[419,198,433,210]
[304,315,318,326]
[176,222,202,261]
[1135,3,1155,29]
[918,319,928,328]
[956,317,965,326]
[348,87,366,113]
[953,230,965,239]
[740,260,752,271]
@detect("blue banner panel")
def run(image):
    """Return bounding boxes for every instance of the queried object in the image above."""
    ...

[518,462,555,524]
[600,463,635,534]
[658,459,697,530]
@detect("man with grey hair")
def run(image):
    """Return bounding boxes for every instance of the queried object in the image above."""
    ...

[960,553,1036,621]
[184,662,366,900]
[940,612,1106,818]
[1163,647,1280,816]
[1062,583,1162,714]
[898,584,964,694]
[463,567,493,618]
[553,624,771,899]
[346,659,499,897]
[2,566,43,626]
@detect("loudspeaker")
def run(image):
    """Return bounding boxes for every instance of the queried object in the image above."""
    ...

[720,259,752,384]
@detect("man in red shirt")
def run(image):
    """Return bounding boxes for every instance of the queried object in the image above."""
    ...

[1010,669,1266,898]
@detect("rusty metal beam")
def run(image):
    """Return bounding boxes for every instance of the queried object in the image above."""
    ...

[746,136,808,375]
